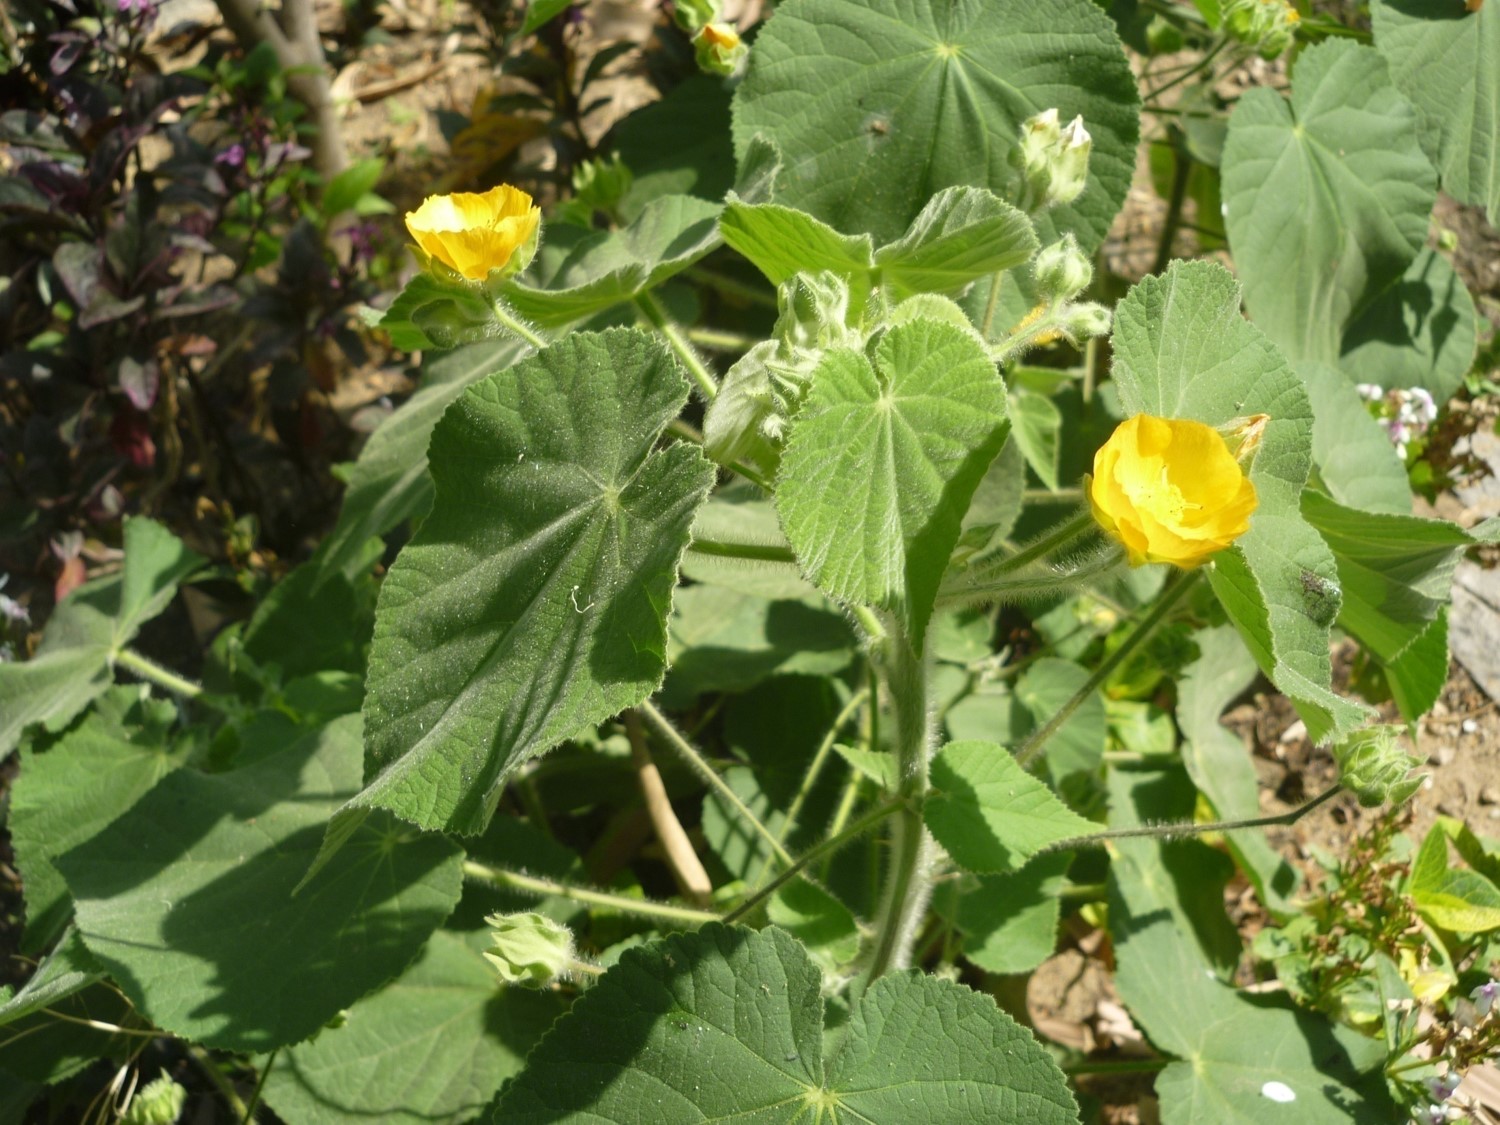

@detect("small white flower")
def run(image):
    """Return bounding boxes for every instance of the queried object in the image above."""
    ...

[1472,980,1498,1017]
[1356,383,1385,402]
[1427,1072,1461,1102]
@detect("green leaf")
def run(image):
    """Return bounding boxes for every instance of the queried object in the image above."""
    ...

[1221,39,1435,364]
[1014,657,1104,781]
[1108,769,1395,1124]
[732,0,1139,251]
[1301,491,1479,719]
[1110,260,1373,743]
[359,329,714,836]
[776,317,1008,645]
[55,716,464,1051]
[10,687,187,952]
[321,156,384,218]
[873,186,1038,301]
[956,852,1071,975]
[502,196,721,327]
[1373,0,1500,224]
[0,517,202,756]
[1177,625,1301,915]
[520,0,572,35]
[615,76,736,213]
[926,740,1094,874]
[767,881,862,976]
[1008,389,1062,491]
[663,585,855,704]
[493,923,1079,1123]
[313,340,528,588]
[0,928,102,1029]
[1410,822,1500,933]
[264,930,563,1125]
[1338,247,1478,402]
[832,741,900,791]
[718,198,875,287]
[1298,361,1411,516]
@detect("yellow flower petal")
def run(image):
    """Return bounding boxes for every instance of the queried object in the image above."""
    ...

[1087,414,1258,569]
[403,184,541,281]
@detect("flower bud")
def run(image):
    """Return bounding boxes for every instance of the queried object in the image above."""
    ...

[1032,234,1093,299]
[1058,301,1112,342]
[1011,110,1093,211]
[122,1075,187,1125]
[1331,726,1424,808]
[483,912,576,987]
[694,23,747,77]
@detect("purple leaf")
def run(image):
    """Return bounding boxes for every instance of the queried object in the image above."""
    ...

[117,357,160,409]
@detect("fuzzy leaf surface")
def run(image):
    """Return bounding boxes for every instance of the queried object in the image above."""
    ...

[264,930,563,1125]
[732,0,1139,250]
[926,740,1094,874]
[775,317,1007,645]
[493,923,1078,1123]
[1373,0,1500,223]
[360,329,713,835]
[56,716,463,1051]
[1221,39,1434,364]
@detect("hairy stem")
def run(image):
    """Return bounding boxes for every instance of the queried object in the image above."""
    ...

[490,300,547,350]
[866,626,937,980]
[1036,784,1345,857]
[115,648,202,698]
[635,292,718,401]
[461,861,720,924]
[1014,569,1198,768]
[723,797,907,926]
[637,700,793,869]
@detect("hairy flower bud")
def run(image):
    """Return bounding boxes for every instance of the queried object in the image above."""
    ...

[694,23,748,76]
[483,912,576,987]
[1332,726,1424,808]
[122,1075,187,1125]
[1011,109,1092,211]
[674,0,720,33]
[1032,234,1093,299]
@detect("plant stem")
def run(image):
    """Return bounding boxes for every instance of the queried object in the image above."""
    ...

[490,300,547,350]
[685,536,798,565]
[980,272,1005,340]
[1014,569,1198,768]
[242,1049,276,1125]
[1066,1057,1170,1076]
[866,628,937,981]
[960,510,1096,582]
[189,1045,250,1122]
[723,797,907,925]
[114,648,202,698]
[1151,132,1192,276]
[635,292,718,401]
[752,687,871,887]
[625,710,713,905]
[1143,37,1229,102]
[461,861,721,924]
[686,327,758,351]
[1037,784,1345,857]
[822,773,864,879]
[637,700,793,868]
[685,266,777,309]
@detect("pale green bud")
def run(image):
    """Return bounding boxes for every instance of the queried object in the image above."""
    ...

[1032,234,1093,299]
[122,1075,187,1125]
[1011,109,1092,211]
[1333,726,1425,808]
[694,23,748,77]
[775,270,853,353]
[1057,301,1112,342]
[483,912,576,987]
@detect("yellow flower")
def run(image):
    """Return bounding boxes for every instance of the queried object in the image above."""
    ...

[403,185,540,281]
[699,22,741,50]
[1087,414,1258,569]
